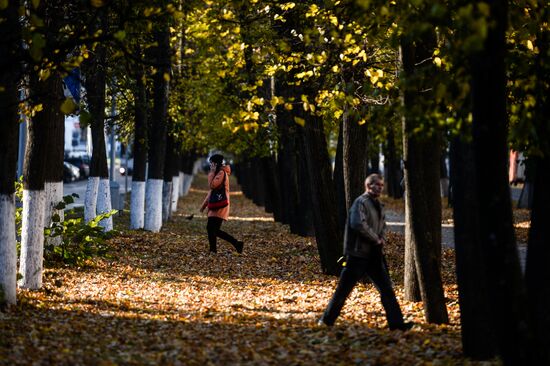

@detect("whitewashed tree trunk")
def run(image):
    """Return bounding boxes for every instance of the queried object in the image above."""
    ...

[44,181,63,246]
[0,194,17,305]
[182,173,193,196]
[96,178,113,231]
[171,175,179,212]
[178,172,184,197]
[145,179,163,232]
[19,189,46,289]
[192,159,201,174]
[130,181,146,229]
[162,181,172,222]
[84,176,99,223]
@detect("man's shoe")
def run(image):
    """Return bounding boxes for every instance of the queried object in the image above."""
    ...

[317,317,332,327]
[390,321,414,331]
[235,241,244,254]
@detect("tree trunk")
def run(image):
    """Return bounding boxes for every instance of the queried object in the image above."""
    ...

[83,10,110,231]
[404,214,421,302]
[0,0,22,306]
[180,153,195,197]
[333,121,347,231]
[450,138,497,359]
[145,24,170,232]
[171,151,180,213]
[525,18,550,365]
[261,156,280,216]
[401,37,448,323]
[368,142,380,174]
[130,61,148,229]
[302,112,343,275]
[162,133,175,222]
[252,158,265,207]
[342,108,369,211]
[43,74,64,247]
[383,124,403,199]
[526,157,550,364]
[470,0,530,363]
[19,74,51,290]
[275,82,312,235]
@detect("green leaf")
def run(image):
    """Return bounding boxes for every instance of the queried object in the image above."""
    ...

[114,30,126,41]
[60,98,78,115]
[79,110,92,127]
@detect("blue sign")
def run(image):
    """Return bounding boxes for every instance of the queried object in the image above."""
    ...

[64,68,80,104]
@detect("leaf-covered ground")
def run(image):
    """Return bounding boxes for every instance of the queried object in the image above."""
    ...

[1,175,500,365]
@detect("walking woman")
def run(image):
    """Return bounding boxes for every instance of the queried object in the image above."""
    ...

[200,154,244,253]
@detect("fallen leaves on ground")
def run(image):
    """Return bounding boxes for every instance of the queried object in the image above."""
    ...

[0,175,499,365]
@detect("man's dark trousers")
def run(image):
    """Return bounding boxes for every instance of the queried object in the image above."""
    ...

[322,248,405,328]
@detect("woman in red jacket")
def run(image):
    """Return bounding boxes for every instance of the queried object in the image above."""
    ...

[200,154,244,253]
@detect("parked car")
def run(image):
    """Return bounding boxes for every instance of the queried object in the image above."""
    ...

[65,156,90,179]
[63,161,80,183]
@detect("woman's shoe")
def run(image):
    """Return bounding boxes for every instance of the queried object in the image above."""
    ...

[235,241,244,254]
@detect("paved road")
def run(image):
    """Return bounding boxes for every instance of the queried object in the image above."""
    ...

[64,172,131,207]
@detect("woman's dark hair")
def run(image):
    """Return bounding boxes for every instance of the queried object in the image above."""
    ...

[209,154,224,174]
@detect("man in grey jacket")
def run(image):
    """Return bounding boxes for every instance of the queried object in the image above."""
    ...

[319,174,412,330]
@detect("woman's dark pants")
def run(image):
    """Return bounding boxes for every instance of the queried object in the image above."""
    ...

[321,250,405,328]
[207,217,239,252]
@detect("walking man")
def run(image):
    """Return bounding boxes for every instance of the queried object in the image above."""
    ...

[319,174,413,330]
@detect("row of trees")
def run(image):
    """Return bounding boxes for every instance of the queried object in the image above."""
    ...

[0,1,202,307]
[0,0,548,364]
[180,1,549,364]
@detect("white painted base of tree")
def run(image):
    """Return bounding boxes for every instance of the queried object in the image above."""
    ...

[97,178,113,231]
[192,159,201,174]
[19,189,46,290]
[171,176,179,212]
[182,174,194,196]
[178,172,185,197]
[162,181,172,222]
[84,176,99,223]
[144,179,163,232]
[0,194,17,305]
[44,181,64,246]
[130,181,146,230]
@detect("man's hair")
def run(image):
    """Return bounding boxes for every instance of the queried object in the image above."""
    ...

[365,173,383,186]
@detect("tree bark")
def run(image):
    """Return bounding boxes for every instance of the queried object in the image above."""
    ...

[342,108,369,211]
[145,23,170,232]
[0,0,22,306]
[401,36,448,323]
[525,18,550,365]
[450,137,497,359]
[43,74,64,247]
[333,121,347,231]
[302,112,343,275]
[162,132,175,222]
[470,0,530,363]
[83,9,109,229]
[19,72,52,290]
[383,124,403,199]
[275,81,313,236]
[130,60,148,229]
